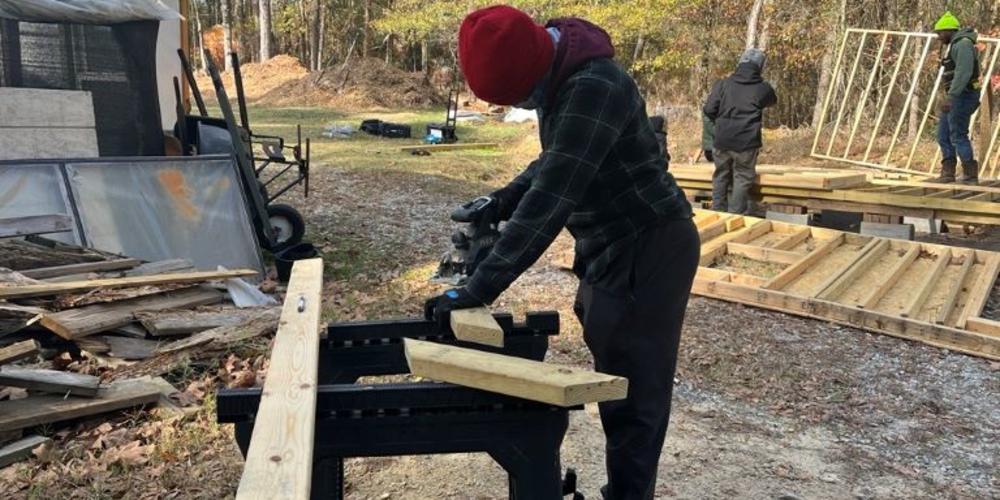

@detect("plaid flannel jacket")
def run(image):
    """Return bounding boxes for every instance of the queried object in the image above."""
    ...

[464,58,692,304]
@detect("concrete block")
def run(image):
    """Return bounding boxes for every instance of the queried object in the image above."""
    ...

[860,221,915,240]
[766,211,812,226]
[903,216,943,234]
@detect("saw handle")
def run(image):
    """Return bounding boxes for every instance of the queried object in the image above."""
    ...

[451,196,498,223]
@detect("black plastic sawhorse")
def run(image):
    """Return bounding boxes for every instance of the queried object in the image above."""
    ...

[217,312,584,499]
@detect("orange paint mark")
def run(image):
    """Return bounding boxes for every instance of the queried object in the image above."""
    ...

[158,169,201,222]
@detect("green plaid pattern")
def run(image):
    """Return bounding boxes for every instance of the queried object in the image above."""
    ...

[465,58,692,303]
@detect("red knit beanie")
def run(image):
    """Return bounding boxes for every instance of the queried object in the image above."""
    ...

[459,5,554,105]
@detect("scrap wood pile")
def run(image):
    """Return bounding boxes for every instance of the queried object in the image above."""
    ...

[0,236,282,469]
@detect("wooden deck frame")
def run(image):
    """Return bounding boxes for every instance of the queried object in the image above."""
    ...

[811,28,1000,178]
[693,210,1000,360]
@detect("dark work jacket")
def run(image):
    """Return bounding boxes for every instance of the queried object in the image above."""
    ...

[703,63,777,152]
[464,56,691,304]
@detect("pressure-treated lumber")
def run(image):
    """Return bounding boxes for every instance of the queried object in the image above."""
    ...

[20,259,141,279]
[404,338,628,407]
[450,307,504,347]
[858,245,919,308]
[965,317,1000,338]
[0,378,161,432]
[39,288,224,340]
[0,214,73,239]
[956,254,1000,329]
[0,435,51,468]
[0,368,100,397]
[0,269,256,299]
[0,339,39,365]
[726,243,804,265]
[902,249,951,318]
[808,238,880,298]
[401,142,499,153]
[236,258,324,500]
[815,239,889,300]
[763,235,844,290]
[772,227,811,250]
[936,254,974,325]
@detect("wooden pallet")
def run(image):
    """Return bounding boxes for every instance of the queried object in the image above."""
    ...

[693,210,1000,360]
[675,164,1000,225]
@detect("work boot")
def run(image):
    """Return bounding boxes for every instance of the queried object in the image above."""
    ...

[959,159,979,185]
[928,158,957,183]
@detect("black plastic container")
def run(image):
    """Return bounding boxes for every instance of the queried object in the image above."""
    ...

[274,242,319,283]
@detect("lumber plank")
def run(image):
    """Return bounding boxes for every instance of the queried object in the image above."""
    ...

[100,336,161,360]
[236,259,323,500]
[39,287,224,340]
[0,269,256,299]
[138,307,274,337]
[404,338,628,407]
[20,259,141,279]
[956,254,1000,329]
[726,243,804,265]
[0,368,100,397]
[0,214,73,239]
[450,308,504,347]
[771,227,811,250]
[936,253,975,325]
[965,317,1000,338]
[400,142,499,152]
[763,234,844,291]
[859,245,920,308]
[810,238,880,298]
[0,435,51,468]
[0,339,40,365]
[124,259,196,277]
[693,278,1000,360]
[0,377,161,433]
[816,239,890,300]
[902,249,951,318]
[157,308,281,354]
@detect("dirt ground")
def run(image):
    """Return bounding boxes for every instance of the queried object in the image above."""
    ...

[3,107,998,499]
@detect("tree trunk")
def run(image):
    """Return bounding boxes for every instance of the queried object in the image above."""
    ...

[258,0,271,61]
[421,39,429,75]
[811,0,847,129]
[310,0,322,70]
[317,6,325,70]
[194,1,207,71]
[745,0,766,50]
[221,0,233,71]
[362,0,372,59]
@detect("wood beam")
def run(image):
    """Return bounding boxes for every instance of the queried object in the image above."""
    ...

[0,378,161,433]
[771,227,811,250]
[0,269,257,299]
[404,338,628,407]
[236,258,324,500]
[0,368,100,397]
[0,435,51,468]
[19,259,141,279]
[816,239,889,300]
[956,254,1000,328]
[763,235,844,291]
[809,238,879,298]
[936,253,974,325]
[858,245,919,308]
[725,243,805,265]
[902,249,951,318]
[450,308,503,347]
[0,339,39,365]
[0,214,73,239]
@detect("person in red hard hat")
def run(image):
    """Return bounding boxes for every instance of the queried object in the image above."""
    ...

[423,5,699,499]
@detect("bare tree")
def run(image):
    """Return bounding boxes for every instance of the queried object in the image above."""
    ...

[221,0,233,71]
[362,0,372,58]
[193,0,207,71]
[812,0,847,129]
[310,0,322,70]
[259,0,271,61]
[745,0,766,50]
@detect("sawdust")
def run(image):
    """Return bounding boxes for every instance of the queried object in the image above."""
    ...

[713,253,786,278]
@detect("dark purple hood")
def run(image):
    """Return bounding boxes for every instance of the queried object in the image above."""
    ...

[544,18,615,101]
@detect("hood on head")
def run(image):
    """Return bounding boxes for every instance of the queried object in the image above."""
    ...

[543,17,615,102]
[952,27,978,44]
[731,62,763,84]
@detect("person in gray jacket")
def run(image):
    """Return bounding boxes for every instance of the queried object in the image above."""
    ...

[931,11,982,184]
[703,48,777,214]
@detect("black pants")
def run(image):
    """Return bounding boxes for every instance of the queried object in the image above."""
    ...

[573,218,700,500]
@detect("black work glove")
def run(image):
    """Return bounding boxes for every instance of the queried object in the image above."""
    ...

[424,288,483,330]
[704,149,714,162]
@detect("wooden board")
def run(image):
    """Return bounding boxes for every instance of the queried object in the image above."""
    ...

[157,308,281,354]
[20,259,141,280]
[0,215,73,239]
[138,307,273,337]
[0,377,161,433]
[0,368,100,397]
[39,287,224,340]
[404,338,628,407]
[0,339,40,365]
[100,336,161,360]
[450,308,504,347]
[236,258,324,500]
[0,435,51,468]
[694,209,1000,360]
[0,269,256,299]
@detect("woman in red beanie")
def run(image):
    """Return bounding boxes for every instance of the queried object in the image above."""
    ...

[425,6,699,499]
